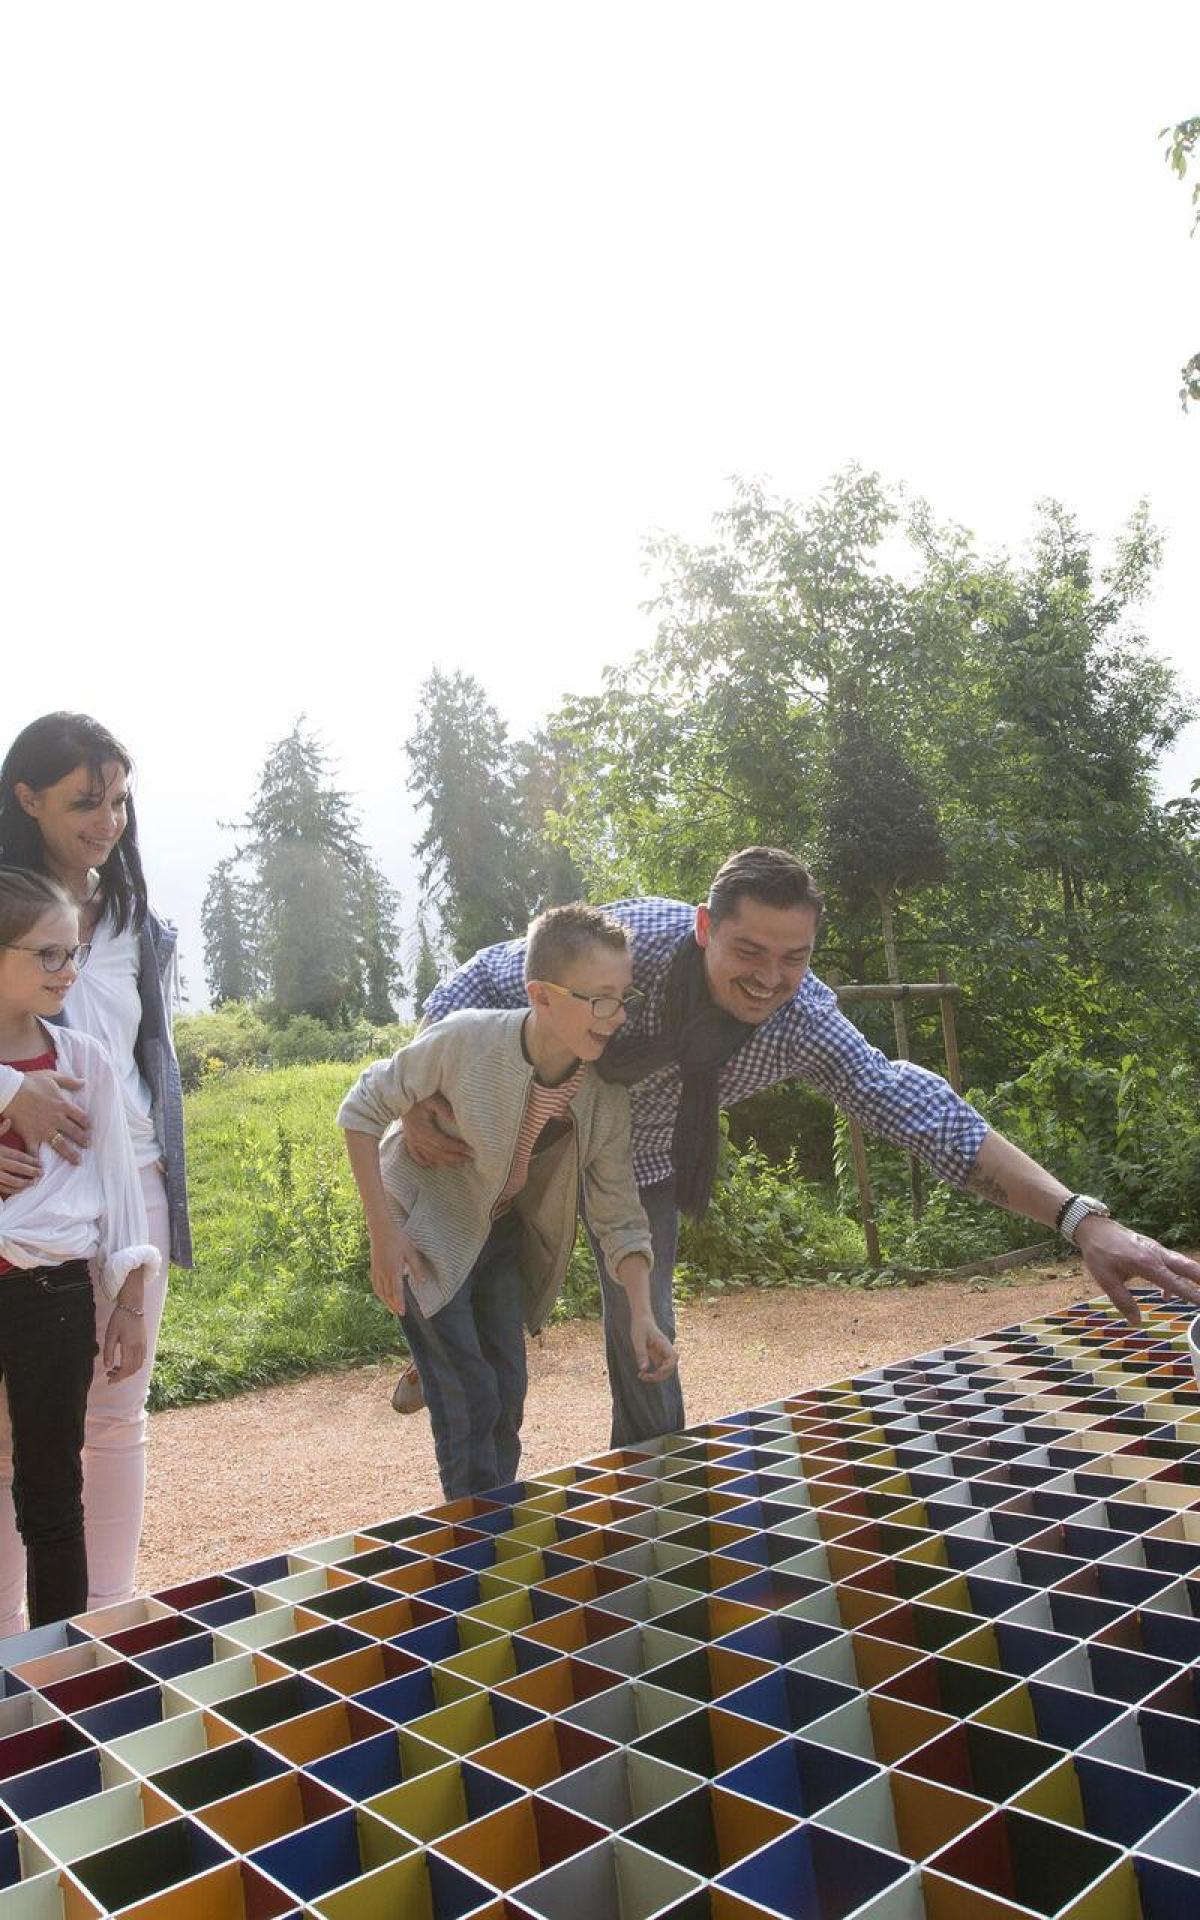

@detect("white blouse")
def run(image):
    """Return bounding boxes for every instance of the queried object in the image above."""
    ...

[0,1026,161,1297]
[67,914,161,1167]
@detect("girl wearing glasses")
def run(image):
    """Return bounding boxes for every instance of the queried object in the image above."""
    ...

[0,869,159,1625]
[0,714,191,1634]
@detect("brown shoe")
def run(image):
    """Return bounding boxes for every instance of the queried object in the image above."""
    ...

[391,1364,426,1415]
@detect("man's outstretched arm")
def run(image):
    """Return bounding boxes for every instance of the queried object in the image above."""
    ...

[793,981,1200,1324]
[965,1130,1200,1325]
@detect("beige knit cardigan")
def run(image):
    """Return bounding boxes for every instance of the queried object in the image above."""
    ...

[337,1008,653,1330]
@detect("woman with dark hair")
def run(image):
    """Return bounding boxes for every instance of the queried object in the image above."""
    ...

[0,713,192,1630]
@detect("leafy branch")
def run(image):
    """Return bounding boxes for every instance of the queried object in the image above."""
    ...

[1162,115,1200,408]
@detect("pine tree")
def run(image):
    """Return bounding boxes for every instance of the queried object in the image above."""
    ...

[513,730,584,910]
[358,857,402,1024]
[201,859,263,1004]
[412,909,440,1019]
[248,726,360,1022]
[406,670,529,961]
[203,720,401,1023]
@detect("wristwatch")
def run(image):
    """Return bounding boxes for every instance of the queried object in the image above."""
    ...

[1056,1193,1111,1246]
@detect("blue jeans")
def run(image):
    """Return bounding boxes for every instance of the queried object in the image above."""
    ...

[586,1178,686,1448]
[403,1215,528,1501]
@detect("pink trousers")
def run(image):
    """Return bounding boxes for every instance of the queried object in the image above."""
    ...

[0,1161,170,1636]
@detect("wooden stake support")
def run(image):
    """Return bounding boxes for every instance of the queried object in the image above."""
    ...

[845,1117,882,1269]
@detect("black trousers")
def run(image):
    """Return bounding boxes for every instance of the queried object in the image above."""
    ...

[0,1260,97,1627]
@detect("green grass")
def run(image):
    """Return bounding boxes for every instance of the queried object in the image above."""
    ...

[153,1063,407,1410]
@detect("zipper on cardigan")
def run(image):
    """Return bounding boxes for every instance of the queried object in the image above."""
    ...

[522,1111,582,1336]
[429,1047,537,1292]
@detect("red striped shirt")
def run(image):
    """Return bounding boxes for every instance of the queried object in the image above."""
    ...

[493,1064,585,1216]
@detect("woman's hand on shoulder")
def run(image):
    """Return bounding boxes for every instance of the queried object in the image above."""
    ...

[0,1140,42,1195]
[5,1072,90,1163]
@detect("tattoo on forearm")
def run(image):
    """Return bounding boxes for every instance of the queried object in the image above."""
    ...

[968,1170,1010,1207]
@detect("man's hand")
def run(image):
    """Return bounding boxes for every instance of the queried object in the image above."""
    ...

[369,1220,429,1317]
[5,1073,90,1164]
[0,1143,42,1196]
[630,1313,679,1383]
[1074,1215,1200,1326]
[401,1093,473,1170]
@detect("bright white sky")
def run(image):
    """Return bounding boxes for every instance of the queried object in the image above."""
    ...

[2,3,1197,1005]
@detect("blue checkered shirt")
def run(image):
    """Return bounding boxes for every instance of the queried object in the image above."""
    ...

[423,898,988,1190]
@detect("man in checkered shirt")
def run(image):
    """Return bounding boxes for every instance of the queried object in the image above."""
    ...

[397,847,1200,1444]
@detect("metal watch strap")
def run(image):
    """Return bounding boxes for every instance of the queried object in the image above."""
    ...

[1056,1194,1110,1246]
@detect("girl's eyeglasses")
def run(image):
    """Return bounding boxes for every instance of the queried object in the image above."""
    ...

[540,980,645,1021]
[0,943,93,974]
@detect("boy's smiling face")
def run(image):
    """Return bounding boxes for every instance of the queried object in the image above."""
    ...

[526,940,635,1064]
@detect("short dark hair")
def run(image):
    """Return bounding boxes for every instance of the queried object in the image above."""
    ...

[707,847,825,926]
[525,903,631,984]
[0,867,75,951]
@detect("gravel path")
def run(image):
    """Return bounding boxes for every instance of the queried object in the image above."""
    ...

[138,1263,1094,1592]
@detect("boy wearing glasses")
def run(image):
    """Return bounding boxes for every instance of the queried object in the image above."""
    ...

[338,904,677,1500]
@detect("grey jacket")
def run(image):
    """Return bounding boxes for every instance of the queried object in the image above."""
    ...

[337,1009,653,1331]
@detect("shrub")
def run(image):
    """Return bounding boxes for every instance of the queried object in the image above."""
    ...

[549,1120,868,1327]
[676,1125,867,1292]
[832,1041,1200,1268]
[982,1046,1200,1247]
[880,1182,1033,1270]
[269,1014,344,1067]
[726,1082,836,1185]
[175,1002,414,1088]
[175,1002,273,1088]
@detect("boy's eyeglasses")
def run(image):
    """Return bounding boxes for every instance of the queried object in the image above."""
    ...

[0,943,93,974]
[541,980,645,1021]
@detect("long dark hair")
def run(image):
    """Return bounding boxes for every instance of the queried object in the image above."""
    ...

[0,714,147,934]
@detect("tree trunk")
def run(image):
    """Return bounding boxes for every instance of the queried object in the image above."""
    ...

[1061,862,1081,964]
[875,885,924,1221]
[876,889,910,1060]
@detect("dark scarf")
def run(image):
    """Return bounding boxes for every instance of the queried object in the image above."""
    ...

[595,933,757,1218]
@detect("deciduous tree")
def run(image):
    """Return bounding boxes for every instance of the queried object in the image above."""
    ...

[1163,115,1200,407]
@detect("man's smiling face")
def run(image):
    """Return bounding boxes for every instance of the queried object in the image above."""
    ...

[695,895,820,1023]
